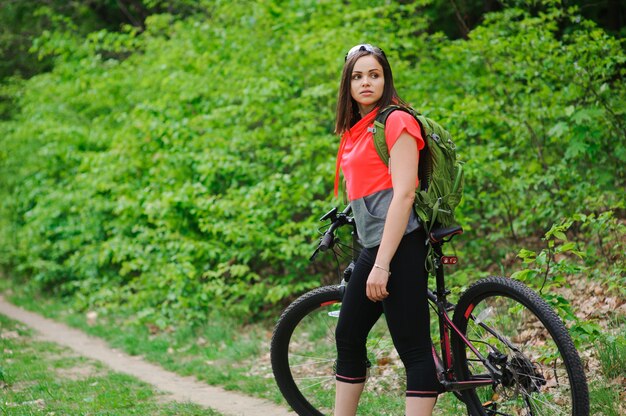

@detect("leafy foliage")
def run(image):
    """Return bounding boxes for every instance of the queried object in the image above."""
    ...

[0,0,218,79]
[0,0,624,325]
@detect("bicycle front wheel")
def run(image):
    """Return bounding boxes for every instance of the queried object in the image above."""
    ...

[270,285,406,416]
[451,277,589,416]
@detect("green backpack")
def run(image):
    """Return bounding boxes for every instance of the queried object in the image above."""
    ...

[371,105,464,234]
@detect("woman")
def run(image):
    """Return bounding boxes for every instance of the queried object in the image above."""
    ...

[333,44,439,416]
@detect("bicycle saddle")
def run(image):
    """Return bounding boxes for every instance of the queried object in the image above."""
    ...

[429,225,464,243]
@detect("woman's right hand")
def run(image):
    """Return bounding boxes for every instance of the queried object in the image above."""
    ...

[366,267,389,302]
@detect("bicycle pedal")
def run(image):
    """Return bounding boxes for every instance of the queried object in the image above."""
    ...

[482,400,499,410]
[441,256,458,265]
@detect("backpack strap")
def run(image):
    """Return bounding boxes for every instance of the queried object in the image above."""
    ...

[372,105,422,167]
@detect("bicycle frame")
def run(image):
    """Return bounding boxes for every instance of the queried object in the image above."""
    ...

[428,242,499,393]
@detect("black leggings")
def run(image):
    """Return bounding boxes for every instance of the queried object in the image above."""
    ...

[335,229,440,398]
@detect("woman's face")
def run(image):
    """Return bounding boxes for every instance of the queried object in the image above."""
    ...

[350,55,385,115]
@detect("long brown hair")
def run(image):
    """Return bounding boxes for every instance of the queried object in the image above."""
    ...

[334,45,407,135]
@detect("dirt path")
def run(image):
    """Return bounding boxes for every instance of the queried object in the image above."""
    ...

[0,295,294,416]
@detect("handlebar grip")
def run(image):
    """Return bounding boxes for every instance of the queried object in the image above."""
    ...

[319,232,334,251]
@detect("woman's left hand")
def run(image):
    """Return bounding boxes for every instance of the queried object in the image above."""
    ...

[366,268,389,302]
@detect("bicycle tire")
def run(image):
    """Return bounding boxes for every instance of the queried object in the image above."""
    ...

[270,285,406,415]
[451,276,589,416]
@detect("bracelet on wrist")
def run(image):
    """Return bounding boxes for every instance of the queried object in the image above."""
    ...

[373,263,391,276]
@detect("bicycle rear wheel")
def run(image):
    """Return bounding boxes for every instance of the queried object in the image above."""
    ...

[270,285,405,415]
[451,277,589,416]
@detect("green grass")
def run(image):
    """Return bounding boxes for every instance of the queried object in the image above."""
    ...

[592,321,626,416]
[2,276,625,415]
[0,279,488,416]
[588,381,622,416]
[0,281,497,415]
[0,280,472,415]
[596,318,626,380]
[0,280,282,404]
[0,313,223,416]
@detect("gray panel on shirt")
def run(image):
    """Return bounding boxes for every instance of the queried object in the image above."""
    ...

[351,188,421,248]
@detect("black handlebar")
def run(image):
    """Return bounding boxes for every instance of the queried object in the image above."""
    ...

[309,205,354,261]
[319,232,335,252]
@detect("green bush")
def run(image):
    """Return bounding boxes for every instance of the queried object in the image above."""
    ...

[0,0,624,324]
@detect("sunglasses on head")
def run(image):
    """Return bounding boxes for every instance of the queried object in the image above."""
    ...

[345,44,386,61]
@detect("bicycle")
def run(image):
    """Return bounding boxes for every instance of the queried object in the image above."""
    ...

[270,206,589,416]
